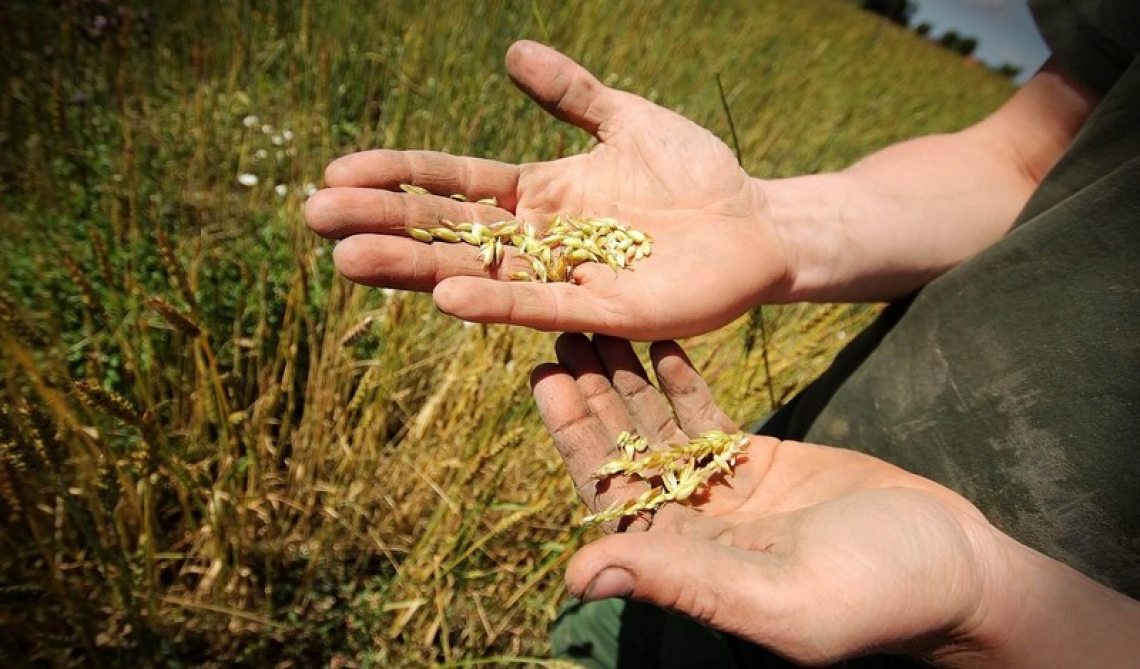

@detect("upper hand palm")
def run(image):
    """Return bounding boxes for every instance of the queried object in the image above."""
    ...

[511,100,784,337]
[305,41,788,339]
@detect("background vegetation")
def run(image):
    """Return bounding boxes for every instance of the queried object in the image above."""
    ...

[0,0,1014,665]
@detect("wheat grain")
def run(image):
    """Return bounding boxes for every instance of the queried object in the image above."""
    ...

[581,430,749,527]
[407,227,435,243]
[0,459,22,522]
[0,302,49,348]
[339,316,375,348]
[156,229,197,310]
[398,185,654,282]
[73,380,144,427]
[62,254,104,317]
[149,296,202,337]
[89,228,116,290]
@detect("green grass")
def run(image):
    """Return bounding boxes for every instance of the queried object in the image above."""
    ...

[0,0,1014,665]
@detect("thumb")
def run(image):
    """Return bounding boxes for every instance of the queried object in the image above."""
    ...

[566,532,769,637]
[505,40,622,138]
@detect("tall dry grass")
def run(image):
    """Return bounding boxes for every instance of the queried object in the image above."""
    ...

[0,0,1014,664]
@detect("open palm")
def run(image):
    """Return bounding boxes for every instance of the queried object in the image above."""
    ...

[305,41,789,339]
[531,334,999,664]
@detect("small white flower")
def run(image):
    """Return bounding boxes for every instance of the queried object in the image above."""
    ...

[304,182,318,197]
[274,184,288,197]
[271,134,284,146]
[381,288,396,298]
[254,148,268,160]
[237,173,259,187]
[275,150,285,161]
[261,123,274,135]
[242,115,259,128]
[282,129,294,142]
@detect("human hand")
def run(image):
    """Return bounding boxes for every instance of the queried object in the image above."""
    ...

[530,334,1007,665]
[305,40,789,340]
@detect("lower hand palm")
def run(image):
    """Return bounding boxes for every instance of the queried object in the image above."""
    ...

[533,334,992,664]
[305,41,788,339]
[512,112,783,336]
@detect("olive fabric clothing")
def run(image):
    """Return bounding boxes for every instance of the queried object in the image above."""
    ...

[552,1,1139,666]
[774,0,1140,599]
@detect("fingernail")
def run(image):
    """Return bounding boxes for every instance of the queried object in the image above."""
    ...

[582,567,634,602]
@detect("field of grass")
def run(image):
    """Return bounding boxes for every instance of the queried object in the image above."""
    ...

[0,0,1016,665]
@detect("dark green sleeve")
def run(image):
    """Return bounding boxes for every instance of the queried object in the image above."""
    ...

[1029,0,1140,96]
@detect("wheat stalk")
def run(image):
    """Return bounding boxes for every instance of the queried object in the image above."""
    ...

[156,229,198,311]
[62,254,104,318]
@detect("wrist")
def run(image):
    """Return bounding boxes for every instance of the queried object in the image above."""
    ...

[752,173,863,303]
[929,523,1140,668]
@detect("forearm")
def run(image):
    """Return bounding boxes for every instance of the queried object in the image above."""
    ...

[934,530,1140,668]
[761,60,1097,303]
[763,130,1035,302]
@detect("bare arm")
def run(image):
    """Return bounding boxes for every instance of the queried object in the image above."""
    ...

[766,59,1100,302]
[308,45,1099,338]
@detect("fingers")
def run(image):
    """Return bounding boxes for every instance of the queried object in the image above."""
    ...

[332,235,531,290]
[555,334,639,437]
[650,341,738,435]
[565,532,771,640]
[551,335,689,448]
[305,186,514,240]
[530,362,650,532]
[433,276,633,336]
[323,149,521,211]
[505,40,623,139]
[591,336,686,445]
